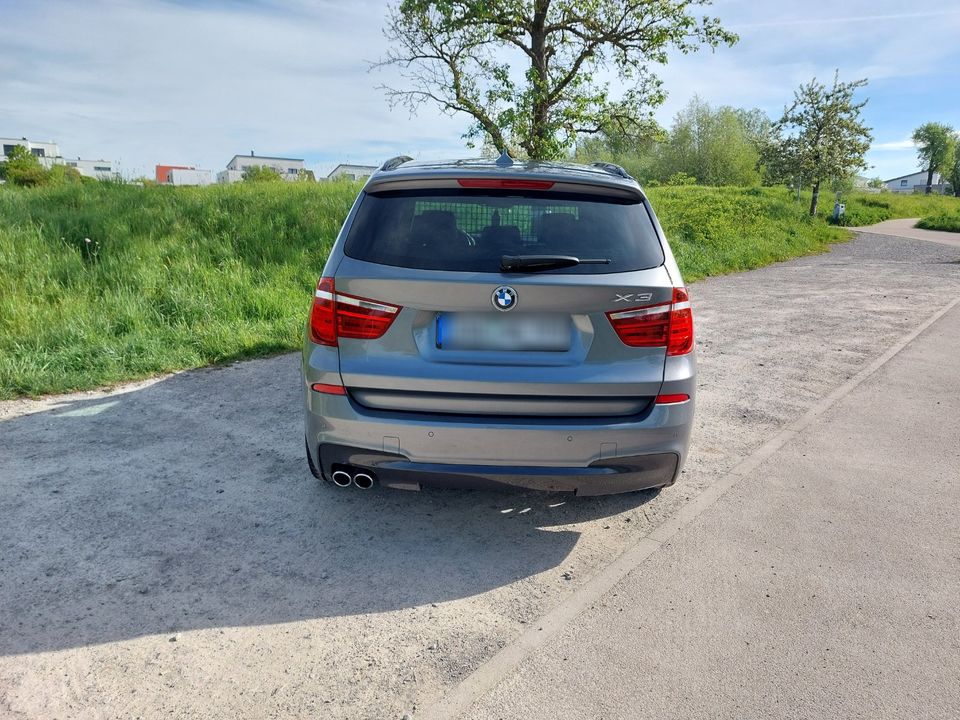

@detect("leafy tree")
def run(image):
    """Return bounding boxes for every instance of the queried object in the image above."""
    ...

[762,72,872,216]
[941,140,959,197]
[378,0,738,159]
[653,97,761,185]
[867,176,884,189]
[3,145,50,187]
[575,97,768,186]
[912,122,955,194]
[242,165,282,182]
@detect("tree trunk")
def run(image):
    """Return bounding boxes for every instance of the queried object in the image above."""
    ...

[809,179,820,216]
[526,0,551,159]
[925,166,934,195]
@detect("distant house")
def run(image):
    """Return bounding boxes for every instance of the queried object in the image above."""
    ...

[54,158,119,180]
[327,163,378,181]
[1,137,60,160]
[883,170,946,194]
[167,168,213,186]
[156,164,193,183]
[1,136,118,180]
[217,152,306,183]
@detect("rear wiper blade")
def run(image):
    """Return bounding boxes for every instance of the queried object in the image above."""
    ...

[500,255,611,272]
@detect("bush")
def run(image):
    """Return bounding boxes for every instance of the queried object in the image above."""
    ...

[242,165,283,182]
[917,211,960,232]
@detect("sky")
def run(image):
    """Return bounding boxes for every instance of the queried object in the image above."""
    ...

[2,0,959,181]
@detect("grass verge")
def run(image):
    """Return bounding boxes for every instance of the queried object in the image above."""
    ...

[917,208,960,233]
[836,192,960,227]
[0,182,944,399]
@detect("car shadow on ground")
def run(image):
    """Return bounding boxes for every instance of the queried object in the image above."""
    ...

[0,354,656,656]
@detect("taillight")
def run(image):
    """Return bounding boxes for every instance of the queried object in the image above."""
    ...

[666,287,694,356]
[607,287,694,355]
[308,277,401,346]
[309,277,337,345]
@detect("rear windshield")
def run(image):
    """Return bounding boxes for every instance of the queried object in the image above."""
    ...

[342,189,664,274]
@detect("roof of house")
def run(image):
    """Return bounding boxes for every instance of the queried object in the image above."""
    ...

[883,170,940,183]
[227,154,304,164]
[328,163,379,175]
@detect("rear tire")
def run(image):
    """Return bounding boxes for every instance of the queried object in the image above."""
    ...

[305,437,324,481]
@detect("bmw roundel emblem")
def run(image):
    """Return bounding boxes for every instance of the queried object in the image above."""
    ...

[492,285,518,311]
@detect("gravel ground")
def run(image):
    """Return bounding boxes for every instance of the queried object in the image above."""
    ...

[1,231,958,719]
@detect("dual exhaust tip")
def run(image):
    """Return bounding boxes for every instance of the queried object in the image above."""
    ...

[331,467,375,490]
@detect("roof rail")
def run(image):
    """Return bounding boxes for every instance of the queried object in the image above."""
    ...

[590,162,633,180]
[380,155,413,171]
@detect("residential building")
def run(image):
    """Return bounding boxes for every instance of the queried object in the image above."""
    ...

[1,137,60,160]
[327,163,378,181]
[51,157,118,180]
[2,136,117,180]
[156,164,193,183]
[168,168,213,186]
[217,169,245,184]
[218,152,306,183]
[883,170,946,194]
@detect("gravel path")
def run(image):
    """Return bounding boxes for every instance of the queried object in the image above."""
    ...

[1,231,958,719]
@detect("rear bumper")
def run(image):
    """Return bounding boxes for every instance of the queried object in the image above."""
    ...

[304,387,694,495]
[319,443,678,495]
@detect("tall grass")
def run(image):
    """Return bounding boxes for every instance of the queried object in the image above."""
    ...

[646,186,846,280]
[2,181,955,399]
[917,207,960,232]
[0,182,357,398]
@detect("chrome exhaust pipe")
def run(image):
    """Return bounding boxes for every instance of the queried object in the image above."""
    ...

[353,472,375,490]
[331,470,353,487]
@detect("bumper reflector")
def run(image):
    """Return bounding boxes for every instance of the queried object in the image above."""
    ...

[655,393,690,404]
[311,383,347,395]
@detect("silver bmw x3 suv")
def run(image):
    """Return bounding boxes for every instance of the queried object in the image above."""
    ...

[302,154,695,495]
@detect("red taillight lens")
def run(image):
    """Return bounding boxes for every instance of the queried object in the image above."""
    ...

[308,277,401,346]
[309,277,337,346]
[457,178,555,190]
[667,287,694,356]
[607,287,694,355]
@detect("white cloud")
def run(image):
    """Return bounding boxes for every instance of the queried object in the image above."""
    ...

[872,139,917,151]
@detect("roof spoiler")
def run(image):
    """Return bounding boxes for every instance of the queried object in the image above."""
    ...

[590,162,633,180]
[380,155,413,172]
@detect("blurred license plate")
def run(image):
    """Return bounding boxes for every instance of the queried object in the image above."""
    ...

[437,313,571,352]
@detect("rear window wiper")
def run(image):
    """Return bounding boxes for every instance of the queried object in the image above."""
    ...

[500,255,611,272]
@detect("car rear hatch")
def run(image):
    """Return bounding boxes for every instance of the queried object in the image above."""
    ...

[329,179,675,418]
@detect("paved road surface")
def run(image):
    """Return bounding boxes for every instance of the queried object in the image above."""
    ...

[1,228,959,719]
[852,217,960,248]
[455,300,960,720]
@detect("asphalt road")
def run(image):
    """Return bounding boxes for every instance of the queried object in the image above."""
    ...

[1,227,959,719]
[455,294,960,720]
[852,217,960,249]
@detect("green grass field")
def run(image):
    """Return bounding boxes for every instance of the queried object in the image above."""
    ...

[1,181,957,399]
